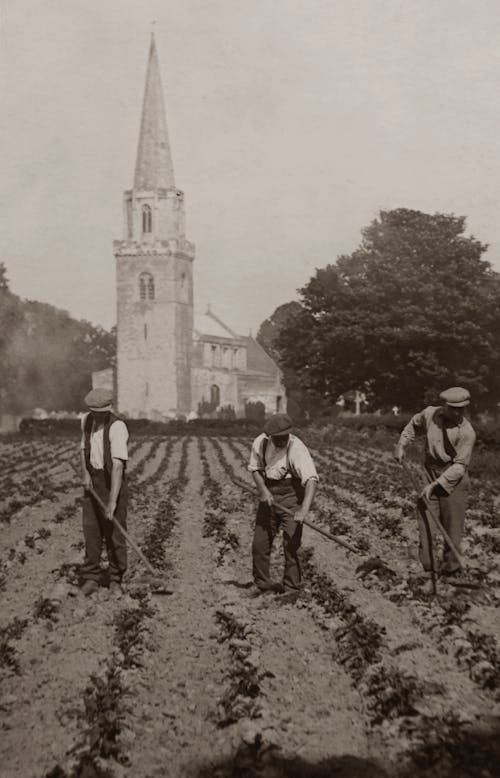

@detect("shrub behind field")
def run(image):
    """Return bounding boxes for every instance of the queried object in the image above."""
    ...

[18,416,261,439]
[12,412,500,481]
[301,415,499,481]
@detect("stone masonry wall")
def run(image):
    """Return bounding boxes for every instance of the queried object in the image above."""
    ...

[191,366,239,413]
[116,250,193,418]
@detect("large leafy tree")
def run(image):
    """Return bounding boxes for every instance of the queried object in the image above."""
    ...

[276,209,500,410]
[0,264,24,412]
[14,302,116,412]
[257,302,321,418]
[0,262,116,413]
[257,302,303,362]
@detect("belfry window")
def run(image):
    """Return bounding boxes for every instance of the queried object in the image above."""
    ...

[142,204,152,233]
[148,276,154,299]
[139,272,155,301]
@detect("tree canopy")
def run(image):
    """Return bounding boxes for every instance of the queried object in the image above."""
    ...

[0,263,115,414]
[257,302,317,419]
[257,302,302,363]
[275,208,500,411]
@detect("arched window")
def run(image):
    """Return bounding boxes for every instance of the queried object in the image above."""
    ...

[139,272,155,301]
[142,204,152,233]
[179,271,188,302]
[210,384,220,407]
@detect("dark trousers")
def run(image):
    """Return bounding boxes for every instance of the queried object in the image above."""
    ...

[81,468,128,583]
[417,467,468,574]
[252,481,303,591]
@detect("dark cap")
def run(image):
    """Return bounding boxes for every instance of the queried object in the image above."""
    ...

[264,413,293,436]
[439,387,470,408]
[84,388,113,412]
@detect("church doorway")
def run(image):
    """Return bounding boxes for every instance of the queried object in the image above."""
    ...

[210,384,220,408]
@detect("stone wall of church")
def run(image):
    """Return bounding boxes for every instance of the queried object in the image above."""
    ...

[115,248,193,418]
[191,366,239,414]
[237,372,287,416]
[175,300,193,414]
[191,365,287,418]
[123,188,186,243]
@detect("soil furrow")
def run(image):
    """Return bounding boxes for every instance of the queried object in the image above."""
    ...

[203,438,382,771]
[121,438,237,777]
[2,431,500,778]
[214,439,500,776]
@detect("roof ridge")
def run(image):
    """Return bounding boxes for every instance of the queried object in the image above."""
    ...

[205,307,238,338]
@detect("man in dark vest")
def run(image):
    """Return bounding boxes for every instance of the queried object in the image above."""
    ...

[80,388,129,596]
[248,413,318,602]
[395,387,476,591]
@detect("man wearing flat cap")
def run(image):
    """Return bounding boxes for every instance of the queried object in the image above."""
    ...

[248,413,318,599]
[395,387,476,582]
[79,388,129,596]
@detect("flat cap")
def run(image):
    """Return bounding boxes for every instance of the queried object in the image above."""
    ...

[84,388,113,412]
[439,387,470,408]
[264,413,293,436]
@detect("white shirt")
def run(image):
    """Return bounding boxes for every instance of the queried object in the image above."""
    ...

[248,433,318,486]
[398,405,475,493]
[80,413,129,469]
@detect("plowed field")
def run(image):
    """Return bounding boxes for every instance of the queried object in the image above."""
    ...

[1,432,499,778]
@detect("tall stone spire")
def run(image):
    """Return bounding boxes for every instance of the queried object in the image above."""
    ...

[134,33,175,191]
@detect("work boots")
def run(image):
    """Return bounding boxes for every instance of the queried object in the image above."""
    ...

[80,580,99,597]
[108,581,123,597]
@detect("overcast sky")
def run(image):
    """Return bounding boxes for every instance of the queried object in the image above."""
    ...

[2,0,500,334]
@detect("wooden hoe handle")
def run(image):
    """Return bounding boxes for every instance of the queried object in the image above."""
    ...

[401,461,465,571]
[86,486,160,578]
[421,501,465,571]
[230,475,359,554]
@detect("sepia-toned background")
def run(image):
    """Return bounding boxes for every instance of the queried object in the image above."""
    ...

[2,0,500,335]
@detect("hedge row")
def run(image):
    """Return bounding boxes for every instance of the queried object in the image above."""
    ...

[17,416,261,438]
[14,412,500,449]
[308,413,500,449]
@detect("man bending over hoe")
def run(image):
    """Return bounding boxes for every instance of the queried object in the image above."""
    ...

[395,387,476,591]
[80,388,129,596]
[248,413,318,602]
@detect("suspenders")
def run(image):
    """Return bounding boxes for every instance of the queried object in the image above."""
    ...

[441,421,457,462]
[260,436,305,504]
[261,437,296,481]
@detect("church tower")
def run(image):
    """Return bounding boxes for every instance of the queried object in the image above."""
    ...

[114,35,195,418]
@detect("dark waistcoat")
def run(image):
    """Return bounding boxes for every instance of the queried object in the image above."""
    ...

[83,413,127,488]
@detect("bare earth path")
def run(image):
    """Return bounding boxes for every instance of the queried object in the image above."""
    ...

[122,439,377,777]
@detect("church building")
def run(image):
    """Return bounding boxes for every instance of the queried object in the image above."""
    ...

[100,35,285,420]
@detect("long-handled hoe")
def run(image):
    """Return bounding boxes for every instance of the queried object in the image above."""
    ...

[85,484,173,595]
[401,461,483,592]
[230,474,360,554]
